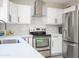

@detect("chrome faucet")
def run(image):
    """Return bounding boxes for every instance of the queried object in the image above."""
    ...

[0,20,7,30]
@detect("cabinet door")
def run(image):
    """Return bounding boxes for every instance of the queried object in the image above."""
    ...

[57,15,62,24]
[47,8,63,25]
[0,0,9,22]
[51,36,62,54]
[9,2,18,23]
[18,5,31,24]
[24,37,33,46]
[28,37,33,46]
[56,10,63,24]
[47,8,57,24]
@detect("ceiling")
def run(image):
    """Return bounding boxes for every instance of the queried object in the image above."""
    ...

[9,0,79,4]
[10,0,79,8]
[43,0,79,5]
[10,0,79,4]
[44,0,72,3]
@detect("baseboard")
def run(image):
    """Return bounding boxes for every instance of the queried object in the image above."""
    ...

[51,53,62,57]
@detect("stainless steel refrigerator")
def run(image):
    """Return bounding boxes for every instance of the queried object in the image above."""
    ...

[62,9,79,58]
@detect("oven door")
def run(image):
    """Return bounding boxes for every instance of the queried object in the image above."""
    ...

[36,36,49,48]
[34,36,51,50]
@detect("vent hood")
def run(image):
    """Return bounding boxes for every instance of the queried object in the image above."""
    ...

[32,0,46,17]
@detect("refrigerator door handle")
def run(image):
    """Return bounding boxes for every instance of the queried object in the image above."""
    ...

[66,36,71,39]
[68,44,77,47]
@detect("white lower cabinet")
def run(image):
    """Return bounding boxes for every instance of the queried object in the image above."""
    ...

[51,35,62,55]
[23,37,33,46]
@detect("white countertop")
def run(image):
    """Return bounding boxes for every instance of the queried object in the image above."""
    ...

[0,35,33,39]
[51,34,62,37]
[0,42,44,58]
[0,36,44,58]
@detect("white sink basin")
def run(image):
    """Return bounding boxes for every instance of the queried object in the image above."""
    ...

[0,39,20,44]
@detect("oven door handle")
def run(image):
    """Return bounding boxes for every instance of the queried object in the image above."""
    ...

[34,38,36,48]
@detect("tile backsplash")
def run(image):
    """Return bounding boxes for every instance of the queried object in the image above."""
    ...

[0,23,29,35]
[46,25,58,34]
[31,17,58,34]
[0,17,58,35]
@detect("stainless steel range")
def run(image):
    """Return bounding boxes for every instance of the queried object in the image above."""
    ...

[29,27,51,57]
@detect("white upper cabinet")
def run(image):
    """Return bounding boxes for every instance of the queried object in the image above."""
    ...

[46,8,63,25]
[18,5,31,24]
[64,5,76,13]
[9,1,18,23]
[0,0,31,24]
[56,9,63,25]
[0,0,9,22]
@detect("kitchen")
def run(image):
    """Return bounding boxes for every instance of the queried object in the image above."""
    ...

[0,0,79,58]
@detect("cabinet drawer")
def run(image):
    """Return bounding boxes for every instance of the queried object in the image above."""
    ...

[39,50,51,57]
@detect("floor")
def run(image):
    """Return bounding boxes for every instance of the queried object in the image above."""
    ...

[51,55,63,58]
[49,54,63,58]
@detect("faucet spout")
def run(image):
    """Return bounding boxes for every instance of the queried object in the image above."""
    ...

[0,20,7,30]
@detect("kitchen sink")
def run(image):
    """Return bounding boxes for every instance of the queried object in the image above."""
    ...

[0,39,20,44]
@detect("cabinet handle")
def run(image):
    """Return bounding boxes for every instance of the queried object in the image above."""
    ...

[18,17,19,23]
[55,18,57,24]
[52,40,54,46]
[9,14,11,22]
